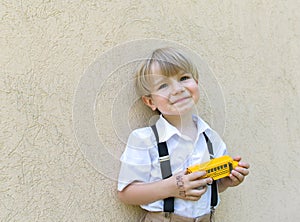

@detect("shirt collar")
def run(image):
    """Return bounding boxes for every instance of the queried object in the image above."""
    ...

[155,114,210,143]
[193,115,210,134]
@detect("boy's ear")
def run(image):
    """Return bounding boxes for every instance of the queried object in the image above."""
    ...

[142,95,157,111]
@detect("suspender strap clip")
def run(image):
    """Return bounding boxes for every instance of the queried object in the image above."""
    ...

[159,155,170,162]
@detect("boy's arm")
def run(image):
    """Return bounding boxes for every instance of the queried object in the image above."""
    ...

[118,171,213,205]
[218,156,250,193]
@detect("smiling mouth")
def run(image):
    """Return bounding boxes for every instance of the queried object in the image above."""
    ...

[171,97,190,104]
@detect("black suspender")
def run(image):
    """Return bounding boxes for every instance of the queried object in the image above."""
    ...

[203,133,218,209]
[151,125,174,212]
[151,125,218,213]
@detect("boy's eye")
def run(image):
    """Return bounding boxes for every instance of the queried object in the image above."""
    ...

[180,75,190,81]
[158,83,168,90]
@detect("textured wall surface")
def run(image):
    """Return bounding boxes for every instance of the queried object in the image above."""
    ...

[1,0,299,221]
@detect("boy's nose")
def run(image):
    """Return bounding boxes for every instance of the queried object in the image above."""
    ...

[171,81,184,95]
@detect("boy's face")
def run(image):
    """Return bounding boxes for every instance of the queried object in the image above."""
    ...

[142,62,200,117]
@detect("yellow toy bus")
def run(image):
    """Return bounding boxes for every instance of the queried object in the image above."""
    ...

[186,155,239,180]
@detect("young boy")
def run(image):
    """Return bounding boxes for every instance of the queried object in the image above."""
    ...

[117,47,250,222]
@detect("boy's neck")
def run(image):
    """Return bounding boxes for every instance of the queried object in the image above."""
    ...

[163,112,198,141]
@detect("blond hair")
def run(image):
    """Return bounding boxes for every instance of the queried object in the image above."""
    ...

[135,47,199,96]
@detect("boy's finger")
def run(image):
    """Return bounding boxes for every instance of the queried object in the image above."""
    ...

[235,167,250,176]
[233,156,242,161]
[238,161,250,169]
[191,178,212,189]
[188,171,207,180]
[231,170,245,182]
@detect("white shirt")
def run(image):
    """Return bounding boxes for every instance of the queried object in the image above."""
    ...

[118,115,227,218]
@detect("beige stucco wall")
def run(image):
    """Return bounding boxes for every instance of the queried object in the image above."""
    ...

[1,0,299,221]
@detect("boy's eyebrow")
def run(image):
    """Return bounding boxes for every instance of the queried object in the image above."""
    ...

[178,70,190,75]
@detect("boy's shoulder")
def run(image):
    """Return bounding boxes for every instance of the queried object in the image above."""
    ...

[127,126,156,148]
[130,126,152,137]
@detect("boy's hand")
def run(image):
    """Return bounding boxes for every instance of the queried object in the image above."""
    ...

[219,156,250,190]
[170,170,213,201]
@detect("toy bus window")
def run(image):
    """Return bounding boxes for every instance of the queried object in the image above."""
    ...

[208,169,211,173]
[214,167,217,171]
[220,165,223,169]
[224,164,227,168]
[228,163,233,171]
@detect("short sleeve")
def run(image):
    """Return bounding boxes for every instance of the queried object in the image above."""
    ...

[118,127,155,191]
